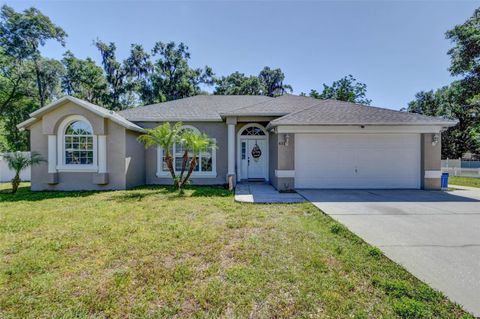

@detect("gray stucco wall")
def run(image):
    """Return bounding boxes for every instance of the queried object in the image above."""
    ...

[30,104,128,191]
[422,133,442,190]
[42,101,107,135]
[268,132,295,191]
[138,121,228,185]
[269,132,279,189]
[125,130,146,188]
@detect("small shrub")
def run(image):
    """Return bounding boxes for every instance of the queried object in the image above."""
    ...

[383,279,411,298]
[416,284,442,302]
[368,247,382,258]
[330,223,344,234]
[393,297,431,318]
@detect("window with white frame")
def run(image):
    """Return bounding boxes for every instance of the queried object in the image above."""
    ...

[64,121,94,165]
[157,126,216,177]
[56,115,98,171]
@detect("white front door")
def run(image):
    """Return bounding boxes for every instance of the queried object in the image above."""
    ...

[241,139,267,180]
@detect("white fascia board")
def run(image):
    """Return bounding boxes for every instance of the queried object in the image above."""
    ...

[127,118,222,123]
[27,96,144,133]
[276,125,444,134]
[16,117,39,131]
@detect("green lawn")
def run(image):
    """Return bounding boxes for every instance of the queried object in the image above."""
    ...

[450,176,480,188]
[0,183,472,318]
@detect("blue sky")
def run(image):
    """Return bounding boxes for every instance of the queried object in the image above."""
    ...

[4,1,479,109]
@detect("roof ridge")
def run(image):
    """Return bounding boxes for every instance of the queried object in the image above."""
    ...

[269,99,328,123]
[218,96,276,114]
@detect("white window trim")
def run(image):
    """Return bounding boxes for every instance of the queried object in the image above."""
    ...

[156,125,217,178]
[56,115,98,172]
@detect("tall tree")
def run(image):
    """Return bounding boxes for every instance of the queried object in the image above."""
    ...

[214,67,292,96]
[407,7,480,158]
[36,57,64,103]
[407,82,480,158]
[0,50,34,115]
[124,44,154,104]
[258,66,292,97]
[214,72,264,95]
[308,75,372,105]
[61,51,107,104]
[95,40,132,110]
[0,49,37,151]
[0,5,67,107]
[146,42,214,103]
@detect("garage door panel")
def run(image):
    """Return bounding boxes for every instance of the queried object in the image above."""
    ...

[295,134,421,189]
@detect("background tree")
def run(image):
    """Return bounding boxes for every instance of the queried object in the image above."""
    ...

[214,67,292,96]
[143,42,214,103]
[258,66,292,97]
[62,51,107,104]
[95,40,133,110]
[307,75,372,105]
[0,5,67,108]
[407,7,480,158]
[407,82,479,158]
[214,72,264,95]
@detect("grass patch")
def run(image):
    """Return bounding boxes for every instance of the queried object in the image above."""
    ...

[0,183,473,318]
[449,176,480,188]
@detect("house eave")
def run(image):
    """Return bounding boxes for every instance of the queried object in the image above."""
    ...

[272,124,452,134]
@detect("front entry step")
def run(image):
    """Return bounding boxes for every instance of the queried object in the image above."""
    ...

[235,182,305,204]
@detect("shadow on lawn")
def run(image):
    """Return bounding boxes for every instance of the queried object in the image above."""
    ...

[111,185,232,202]
[0,185,96,202]
[0,184,232,203]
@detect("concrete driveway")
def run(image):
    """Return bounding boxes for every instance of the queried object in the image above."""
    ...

[298,187,480,317]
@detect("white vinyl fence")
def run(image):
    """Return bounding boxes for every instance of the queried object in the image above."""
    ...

[442,159,480,178]
[0,152,31,182]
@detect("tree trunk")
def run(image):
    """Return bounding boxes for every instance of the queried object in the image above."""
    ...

[178,151,189,184]
[180,155,197,188]
[34,58,45,108]
[11,173,21,195]
[164,153,178,188]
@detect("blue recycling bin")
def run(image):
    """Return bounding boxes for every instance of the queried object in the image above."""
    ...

[441,173,449,189]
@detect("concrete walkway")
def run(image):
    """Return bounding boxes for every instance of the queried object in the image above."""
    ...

[298,187,480,317]
[235,182,305,203]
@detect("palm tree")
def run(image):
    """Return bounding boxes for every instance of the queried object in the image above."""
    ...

[137,122,182,186]
[137,122,214,189]
[3,151,44,194]
[179,131,214,188]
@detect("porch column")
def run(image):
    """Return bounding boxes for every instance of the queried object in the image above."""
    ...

[226,117,237,182]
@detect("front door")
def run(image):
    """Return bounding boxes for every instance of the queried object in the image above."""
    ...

[244,139,266,179]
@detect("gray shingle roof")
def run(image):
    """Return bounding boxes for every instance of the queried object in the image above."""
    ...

[116,94,456,127]
[268,99,457,127]
[118,95,273,121]
[221,94,319,116]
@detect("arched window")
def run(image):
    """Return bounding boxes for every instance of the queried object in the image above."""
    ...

[157,125,216,177]
[241,126,266,136]
[56,115,98,171]
[64,120,94,165]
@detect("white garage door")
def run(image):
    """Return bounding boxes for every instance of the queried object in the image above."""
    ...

[295,134,421,189]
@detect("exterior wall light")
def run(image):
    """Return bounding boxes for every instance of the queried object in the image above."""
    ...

[432,133,439,146]
[278,133,290,146]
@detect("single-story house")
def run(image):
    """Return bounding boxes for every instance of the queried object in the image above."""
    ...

[18,94,456,191]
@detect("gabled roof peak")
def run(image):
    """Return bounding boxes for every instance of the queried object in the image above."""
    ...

[17,96,144,132]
